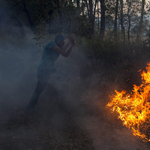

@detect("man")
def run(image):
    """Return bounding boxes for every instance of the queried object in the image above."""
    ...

[27,34,76,110]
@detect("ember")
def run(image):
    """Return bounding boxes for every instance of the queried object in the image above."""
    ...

[107,63,150,142]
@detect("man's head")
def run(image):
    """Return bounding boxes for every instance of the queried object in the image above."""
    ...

[55,34,66,48]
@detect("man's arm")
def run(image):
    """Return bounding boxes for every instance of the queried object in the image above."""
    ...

[52,36,74,55]
[62,40,76,58]
[52,40,71,55]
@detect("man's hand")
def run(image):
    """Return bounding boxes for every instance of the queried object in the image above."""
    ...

[69,35,76,46]
[71,39,76,46]
[69,35,75,43]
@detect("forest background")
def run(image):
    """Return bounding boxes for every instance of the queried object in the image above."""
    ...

[2,0,150,73]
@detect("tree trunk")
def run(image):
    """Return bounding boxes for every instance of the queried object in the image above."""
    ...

[89,0,93,35]
[128,16,131,43]
[114,0,118,38]
[77,0,80,8]
[55,0,63,33]
[127,0,131,43]
[100,0,105,39]
[98,2,100,31]
[89,0,93,19]
[137,0,145,40]
[82,0,84,15]
[84,0,90,19]
[92,0,98,35]
[120,0,125,43]
[23,0,35,34]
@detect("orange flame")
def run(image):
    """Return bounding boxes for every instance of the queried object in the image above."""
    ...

[107,63,150,142]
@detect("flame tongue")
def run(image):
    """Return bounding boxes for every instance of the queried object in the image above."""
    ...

[107,63,150,142]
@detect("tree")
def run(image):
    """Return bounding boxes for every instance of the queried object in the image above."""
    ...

[77,0,80,7]
[82,0,98,35]
[114,0,119,37]
[123,0,141,42]
[97,1,101,31]
[126,0,132,42]
[137,0,145,40]
[22,0,34,33]
[120,0,125,42]
[100,0,106,38]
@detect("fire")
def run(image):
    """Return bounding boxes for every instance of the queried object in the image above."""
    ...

[107,63,150,142]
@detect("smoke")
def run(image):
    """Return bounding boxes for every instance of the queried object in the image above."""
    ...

[0,2,150,150]
[77,89,150,150]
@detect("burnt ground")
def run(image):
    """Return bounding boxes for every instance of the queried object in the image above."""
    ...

[1,29,150,150]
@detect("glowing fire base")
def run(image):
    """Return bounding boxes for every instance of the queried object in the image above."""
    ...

[107,63,150,142]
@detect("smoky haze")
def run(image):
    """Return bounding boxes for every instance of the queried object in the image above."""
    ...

[0,2,150,150]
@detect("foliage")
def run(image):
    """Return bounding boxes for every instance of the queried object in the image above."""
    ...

[73,15,91,37]
[80,35,150,69]
[4,0,150,66]
[5,0,150,42]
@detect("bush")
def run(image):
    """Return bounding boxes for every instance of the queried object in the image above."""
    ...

[77,35,150,72]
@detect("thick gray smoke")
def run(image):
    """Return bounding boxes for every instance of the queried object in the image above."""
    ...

[0,3,150,150]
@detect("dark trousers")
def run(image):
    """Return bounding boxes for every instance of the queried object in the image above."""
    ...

[27,69,51,110]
